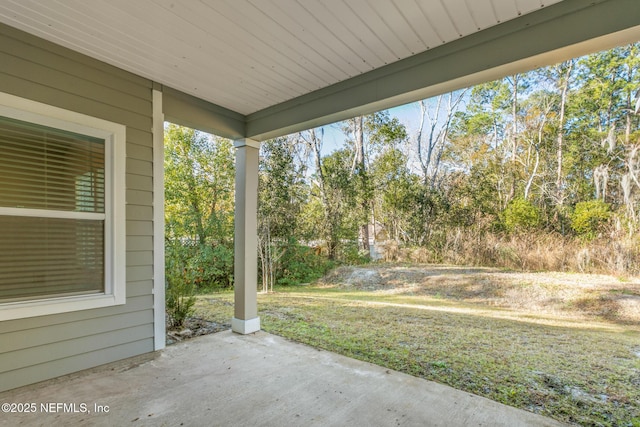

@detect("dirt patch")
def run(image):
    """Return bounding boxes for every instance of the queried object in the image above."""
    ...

[166,317,229,345]
[319,264,640,324]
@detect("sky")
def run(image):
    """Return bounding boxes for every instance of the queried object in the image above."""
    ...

[318,101,424,156]
[316,92,469,158]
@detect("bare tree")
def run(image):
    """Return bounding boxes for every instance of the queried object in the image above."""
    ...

[298,128,341,260]
[555,60,574,206]
[347,116,370,251]
[517,93,554,200]
[415,90,467,189]
[506,74,521,202]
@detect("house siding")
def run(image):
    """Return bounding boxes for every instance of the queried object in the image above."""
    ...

[0,23,156,392]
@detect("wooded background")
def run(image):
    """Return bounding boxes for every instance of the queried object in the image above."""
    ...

[165,42,640,294]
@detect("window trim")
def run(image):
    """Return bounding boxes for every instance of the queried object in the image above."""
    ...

[0,92,126,320]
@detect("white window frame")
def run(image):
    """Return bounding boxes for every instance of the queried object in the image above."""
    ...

[0,92,126,320]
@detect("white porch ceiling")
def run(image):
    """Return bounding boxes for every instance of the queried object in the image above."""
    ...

[0,0,563,116]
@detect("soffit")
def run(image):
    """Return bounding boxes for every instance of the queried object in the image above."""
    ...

[0,0,563,116]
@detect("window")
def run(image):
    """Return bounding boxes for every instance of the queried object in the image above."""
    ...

[0,92,126,320]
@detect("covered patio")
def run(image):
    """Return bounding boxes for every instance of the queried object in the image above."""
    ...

[0,0,639,422]
[0,330,564,426]
[0,0,637,338]
[2,0,634,339]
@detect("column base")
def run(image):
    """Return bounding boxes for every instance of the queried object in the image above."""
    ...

[232,317,261,334]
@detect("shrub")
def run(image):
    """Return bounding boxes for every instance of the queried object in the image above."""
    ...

[338,241,370,265]
[276,243,335,286]
[165,259,196,328]
[503,198,540,232]
[570,200,611,240]
[189,243,234,291]
[165,240,234,292]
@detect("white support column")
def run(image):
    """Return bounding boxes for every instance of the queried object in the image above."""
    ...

[152,89,166,350]
[232,138,261,334]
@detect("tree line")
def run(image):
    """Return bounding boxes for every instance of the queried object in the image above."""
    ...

[165,42,640,299]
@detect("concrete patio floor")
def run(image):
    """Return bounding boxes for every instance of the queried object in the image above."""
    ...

[0,331,565,427]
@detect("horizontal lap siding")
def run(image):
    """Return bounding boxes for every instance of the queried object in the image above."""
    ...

[0,23,156,391]
[0,340,154,392]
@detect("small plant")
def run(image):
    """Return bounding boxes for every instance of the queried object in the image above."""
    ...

[165,259,196,328]
[430,360,449,370]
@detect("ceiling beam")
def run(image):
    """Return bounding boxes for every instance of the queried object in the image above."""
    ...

[245,0,640,141]
[162,86,245,140]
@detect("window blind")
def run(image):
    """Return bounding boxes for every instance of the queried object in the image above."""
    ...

[0,115,106,302]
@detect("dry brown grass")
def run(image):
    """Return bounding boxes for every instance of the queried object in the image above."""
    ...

[319,264,640,325]
[389,230,640,276]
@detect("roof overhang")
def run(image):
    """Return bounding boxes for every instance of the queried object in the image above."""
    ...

[246,0,640,140]
[1,0,639,140]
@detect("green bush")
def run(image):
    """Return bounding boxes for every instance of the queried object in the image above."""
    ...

[276,243,335,286]
[259,242,335,287]
[338,241,371,265]
[503,198,540,232]
[570,200,611,239]
[189,243,234,291]
[165,241,234,292]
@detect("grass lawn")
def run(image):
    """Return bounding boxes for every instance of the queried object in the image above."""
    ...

[192,265,640,426]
